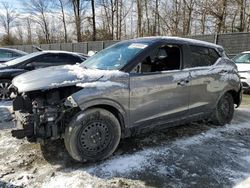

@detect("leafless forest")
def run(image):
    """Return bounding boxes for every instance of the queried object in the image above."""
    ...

[0,0,250,45]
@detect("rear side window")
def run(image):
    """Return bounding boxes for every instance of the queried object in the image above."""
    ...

[0,50,13,58]
[186,46,220,68]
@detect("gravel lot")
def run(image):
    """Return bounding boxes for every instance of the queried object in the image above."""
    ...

[1,95,250,188]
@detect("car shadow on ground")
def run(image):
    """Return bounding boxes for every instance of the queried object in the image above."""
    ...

[39,108,250,187]
[41,119,218,169]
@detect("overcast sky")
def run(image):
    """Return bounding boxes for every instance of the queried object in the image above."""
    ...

[0,0,23,10]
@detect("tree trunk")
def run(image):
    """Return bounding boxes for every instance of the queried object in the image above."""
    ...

[201,0,208,34]
[27,18,32,44]
[136,0,143,37]
[72,0,82,42]
[59,0,68,43]
[91,0,96,41]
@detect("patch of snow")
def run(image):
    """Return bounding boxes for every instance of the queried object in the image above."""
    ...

[86,147,168,178]
[51,80,80,87]
[174,120,250,149]
[50,65,128,87]
[76,81,125,89]
[234,177,250,188]
[64,64,127,80]
[41,171,96,188]
[0,101,12,108]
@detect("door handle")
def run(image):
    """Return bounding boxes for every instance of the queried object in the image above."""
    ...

[177,79,189,86]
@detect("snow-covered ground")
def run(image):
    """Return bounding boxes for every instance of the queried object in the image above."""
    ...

[1,96,250,188]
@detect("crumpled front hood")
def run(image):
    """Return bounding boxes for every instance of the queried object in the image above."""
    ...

[13,64,127,93]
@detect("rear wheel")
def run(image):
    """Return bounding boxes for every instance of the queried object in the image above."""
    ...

[0,79,12,100]
[64,108,121,162]
[211,93,234,126]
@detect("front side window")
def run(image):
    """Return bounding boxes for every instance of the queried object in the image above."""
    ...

[186,46,220,68]
[132,44,181,73]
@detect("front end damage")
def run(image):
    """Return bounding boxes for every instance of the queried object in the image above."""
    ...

[11,88,80,142]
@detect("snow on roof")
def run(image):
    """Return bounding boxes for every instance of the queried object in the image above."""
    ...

[41,50,81,55]
[242,51,250,54]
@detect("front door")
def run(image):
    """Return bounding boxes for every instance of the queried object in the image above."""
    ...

[129,44,190,128]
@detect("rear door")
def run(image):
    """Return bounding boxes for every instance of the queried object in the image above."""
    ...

[184,45,222,115]
[129,43,190,128]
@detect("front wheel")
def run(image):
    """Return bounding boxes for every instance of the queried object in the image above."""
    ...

[64,108,121,162]
[211,93,234,126]
[0,79,12,100]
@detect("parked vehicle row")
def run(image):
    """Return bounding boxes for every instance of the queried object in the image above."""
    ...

[8,37,242,163]
[0,50,88,99]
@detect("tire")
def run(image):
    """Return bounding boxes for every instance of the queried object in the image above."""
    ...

[64,108,121,162]
[0,79,12,100]
[211,93,234,126]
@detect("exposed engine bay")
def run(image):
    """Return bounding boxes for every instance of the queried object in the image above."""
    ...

[11,87,81,142]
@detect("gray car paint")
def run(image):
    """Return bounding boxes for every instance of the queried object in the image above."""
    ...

[12,37,241,130]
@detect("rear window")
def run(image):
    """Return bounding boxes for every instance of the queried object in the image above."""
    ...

[185,46,220,68]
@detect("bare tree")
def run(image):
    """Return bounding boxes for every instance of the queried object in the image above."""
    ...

[70,0,88,42]
[0,2,18,37]
[24,0,52,43]
[56,0,68,43]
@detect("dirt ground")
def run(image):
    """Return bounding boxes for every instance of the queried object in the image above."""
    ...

[1,95,250,188]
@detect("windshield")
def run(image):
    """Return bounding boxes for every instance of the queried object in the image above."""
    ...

[233,53,250,64]
[81,41,150,70]
[5,52,42,66]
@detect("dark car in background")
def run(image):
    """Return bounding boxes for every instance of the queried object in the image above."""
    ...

[0,48,27,63]
[0,50,88,99]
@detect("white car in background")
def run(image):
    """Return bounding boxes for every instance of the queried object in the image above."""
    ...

[233,51,250,93]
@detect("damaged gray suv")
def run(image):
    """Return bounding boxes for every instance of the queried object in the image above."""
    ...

[11,37,242,162]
